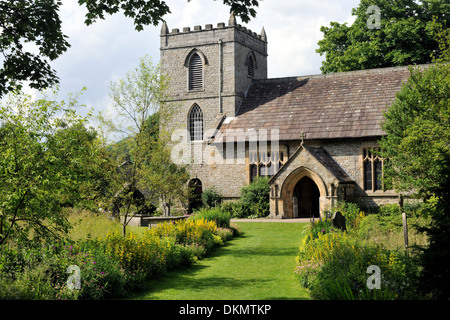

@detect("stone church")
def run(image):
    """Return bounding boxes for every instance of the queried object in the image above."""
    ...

[160,14,413,219]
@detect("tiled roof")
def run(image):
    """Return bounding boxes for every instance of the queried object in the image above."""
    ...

[217,65,419,142]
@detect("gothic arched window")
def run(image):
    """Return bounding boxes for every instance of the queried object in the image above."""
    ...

[189,53,203,90]
[246,51,256,78]
[362,147,387,191]
[189,104,203,141]
[247,55,255,77]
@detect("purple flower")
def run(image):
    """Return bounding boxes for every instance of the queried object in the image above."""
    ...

[321,229,325,233]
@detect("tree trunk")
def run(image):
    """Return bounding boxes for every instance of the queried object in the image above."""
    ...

[122,223,127,237]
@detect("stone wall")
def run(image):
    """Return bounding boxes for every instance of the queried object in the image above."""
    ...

[319,138,399,209]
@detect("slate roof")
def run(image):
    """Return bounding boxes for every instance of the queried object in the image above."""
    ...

[217,65,418,142]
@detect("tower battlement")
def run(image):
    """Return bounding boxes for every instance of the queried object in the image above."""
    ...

[160,13,267,44]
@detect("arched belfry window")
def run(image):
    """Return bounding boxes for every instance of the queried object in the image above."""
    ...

[189,53,203,90]
[246,51,257,78]
[247,55,255,77]
[189,104,203,141]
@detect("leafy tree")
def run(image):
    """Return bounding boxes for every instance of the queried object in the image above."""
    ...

[0,0,70,97]
[316,0,449,73]
[0,0,259,97]
[379,28,450,298]
[138,131,190,217]
[105,55,189,235]
[0,90,98,246]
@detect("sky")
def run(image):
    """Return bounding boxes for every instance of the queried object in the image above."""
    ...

[22,0,360,121]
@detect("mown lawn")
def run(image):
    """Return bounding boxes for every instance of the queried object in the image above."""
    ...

[129,222,311,300]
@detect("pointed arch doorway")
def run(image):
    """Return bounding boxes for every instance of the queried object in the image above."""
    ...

[293,176,320,219]
[188,178,203,214]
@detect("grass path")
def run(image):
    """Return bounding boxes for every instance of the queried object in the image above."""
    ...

[129,222,311,300]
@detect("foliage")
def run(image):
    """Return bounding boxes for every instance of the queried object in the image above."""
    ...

[65,208,121,241]
[220,200,246,218]
[316,0,449,73]
[237,177,270,218]
[0,0,70,96]
[190,207,231,228]
[380,63,450,203]
[378,31,450,298]
[149,218,219,256]
[201,186,223,208]
[0,0,259,97]
[139,132,190,217]
[79,0,259,26]
[295,231,421,300]
[0,213,236,300]
[302,219,335,245]
[103,55,189,233]
[328,201,365,231]
[218,178,270,219]
[0,90,98,246]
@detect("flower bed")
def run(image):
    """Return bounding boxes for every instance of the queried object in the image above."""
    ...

[0,217,237,300]
[295,216,422,300]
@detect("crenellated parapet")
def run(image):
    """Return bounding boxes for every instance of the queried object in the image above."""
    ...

[160,13,267,43]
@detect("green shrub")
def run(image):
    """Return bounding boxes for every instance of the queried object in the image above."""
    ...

[378,203,401,217]
[310,244,421,300]
[303,219,335,244]
[215,227,234,242]
[0,214,237,300]
[239,177,270,218]
[190,207,231,228]
[296,231,422,300]
[330,201,362,231]
[219,178,270,219]
[202,186,223,208]
[220,200,246,218]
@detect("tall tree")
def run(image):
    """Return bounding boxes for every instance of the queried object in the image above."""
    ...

[105,55,189,236]
[316,0,449,73]
[0,90,98,245]
[0,0,259,97]
[379,26,450,299]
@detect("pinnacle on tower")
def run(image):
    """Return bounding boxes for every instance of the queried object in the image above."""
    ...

[260,27,267,41]
[160,21,169,35]
[228,12,237,26]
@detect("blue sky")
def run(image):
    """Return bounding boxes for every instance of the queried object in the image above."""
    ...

[23,0,360,118]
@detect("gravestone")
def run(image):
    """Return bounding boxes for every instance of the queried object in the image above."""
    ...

[331,211,346,231]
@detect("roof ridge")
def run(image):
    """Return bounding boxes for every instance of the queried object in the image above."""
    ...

[252,64,430,85]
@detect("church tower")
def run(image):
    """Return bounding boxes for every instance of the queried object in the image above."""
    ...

[160,14,267,204]
[160,13,268,141]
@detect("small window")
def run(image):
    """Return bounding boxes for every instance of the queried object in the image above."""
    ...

[189,104,203,141]
[247,55,255,77]
[189,53,203,90]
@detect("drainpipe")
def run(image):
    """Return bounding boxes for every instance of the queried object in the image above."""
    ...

[218,38,223,114]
